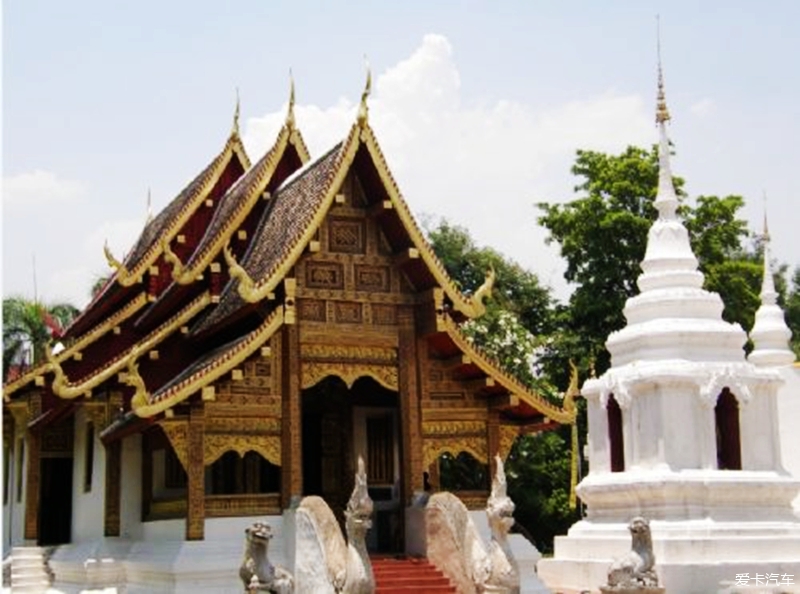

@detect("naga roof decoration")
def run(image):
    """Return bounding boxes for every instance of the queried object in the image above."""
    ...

[160,99,310,287]
[3,293,149,398]
[130,306,285,417]
[44,292,212,400]
[437,314,577,425]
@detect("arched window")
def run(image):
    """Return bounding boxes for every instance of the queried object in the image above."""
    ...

[608,394,625,472]
[207,451,280,494]
[438,452,489,491]
[715,389,742,470]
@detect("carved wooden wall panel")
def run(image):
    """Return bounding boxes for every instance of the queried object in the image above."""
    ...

[306,261,344,289]
[104,440,121,536]
[355,264,390,292]
[328,218,366,254]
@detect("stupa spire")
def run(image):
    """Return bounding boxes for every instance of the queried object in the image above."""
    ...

[654,17,679,220]
[749,205,795,366]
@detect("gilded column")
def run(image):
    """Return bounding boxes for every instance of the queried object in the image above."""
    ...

[281,326,302,505]
[185,403,205,541]
[398,306,423,503]
[104,440,121,536]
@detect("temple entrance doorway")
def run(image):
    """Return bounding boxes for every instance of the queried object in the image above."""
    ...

[301,375,402,553]
[38,418,74,545]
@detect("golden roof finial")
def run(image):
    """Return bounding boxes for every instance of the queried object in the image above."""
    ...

[231,87,241,137]
[286,69,296,129]
[357,55,372,128]
[655,15,671,125]
[762,191,770,242]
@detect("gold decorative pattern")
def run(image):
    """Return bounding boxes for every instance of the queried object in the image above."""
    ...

[423,438,488,470]
[206,416,281,433]
[357,58,371,127]
[355,264,390,292]
[329,218,366,254]
[158,419,188,470]
[333,301,363,324]
[498,424,519,461]
[204,434,281,467]
[48,293,211,400]
[301,361,398,391]
[439,315,576,424]
[133,307,285,417]
[298,299,326,321]
[3,294,148,397]
[205,493,280,518]
[103,241,133,281]
[371,303,396,326]
[306,262,344,289]
[161,237,193,285]
[421,420,486,436]
[300,344,397,362]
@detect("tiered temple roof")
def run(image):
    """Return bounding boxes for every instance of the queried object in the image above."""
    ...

[4,83,575,436]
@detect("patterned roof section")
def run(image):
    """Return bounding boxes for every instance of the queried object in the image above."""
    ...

[192,139,348,334]
[124,134,250,279]
[171,124,310,282]
[132,306,285,417]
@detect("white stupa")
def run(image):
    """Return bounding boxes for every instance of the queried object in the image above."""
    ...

[538,59,800,594]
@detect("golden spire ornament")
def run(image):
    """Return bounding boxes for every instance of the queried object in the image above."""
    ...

[231,87,241,137]
[357,56,372,128]
[286,69,296,129]
[655,16,670,124]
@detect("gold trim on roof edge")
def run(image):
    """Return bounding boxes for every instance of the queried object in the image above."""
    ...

[359,125,493,318]
[109,134,250,287]
[3,294,149,397]
[440,314,575,424]
[131,307,285,417]
[46,293,212,400]
[164,124,310,285]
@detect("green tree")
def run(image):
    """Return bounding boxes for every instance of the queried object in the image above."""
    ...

[3,297,79,381]
[785,268,800,358]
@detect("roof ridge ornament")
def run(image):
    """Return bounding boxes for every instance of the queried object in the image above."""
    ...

[357,56,372,128]
[231,87,241,138]
[286,69,296,130]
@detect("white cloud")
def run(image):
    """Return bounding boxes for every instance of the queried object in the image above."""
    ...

[242,33,652,300]
[690,97,715,117]
[3,170,86,210]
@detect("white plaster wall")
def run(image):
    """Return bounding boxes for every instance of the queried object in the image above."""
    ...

[3,433,27,551]
[777,365,800,511]
[71,408,106,543]
[585,397,609,474]
[741,391,778,470]
[120,433,143,540]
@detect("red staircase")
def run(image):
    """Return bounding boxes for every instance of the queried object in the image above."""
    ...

[372,556,457,593]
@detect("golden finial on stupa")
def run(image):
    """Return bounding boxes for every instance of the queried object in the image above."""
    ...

[655,15,671,125]
[357,55,372,128]
[286,69,296,129]
[231,87,241,137]
[762,192,771,243]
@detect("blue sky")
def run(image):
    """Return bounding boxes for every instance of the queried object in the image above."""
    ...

[4,1,799,307]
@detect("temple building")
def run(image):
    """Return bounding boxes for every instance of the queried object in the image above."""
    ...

[538,60,800,593]
[2,78,574,591]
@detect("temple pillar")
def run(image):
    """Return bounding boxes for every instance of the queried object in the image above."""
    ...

[487,409,500,476]
[185,403,205,541]
[23,429,40,542]
[281,325,302,505]
[104,440,121,536]
[398,306,422,503]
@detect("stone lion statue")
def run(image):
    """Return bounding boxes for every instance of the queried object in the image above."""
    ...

[602,516,660,591]
[239,521,293,593]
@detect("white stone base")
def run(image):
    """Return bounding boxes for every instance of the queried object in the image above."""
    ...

[48,515,288,594]
[537,517,800,594]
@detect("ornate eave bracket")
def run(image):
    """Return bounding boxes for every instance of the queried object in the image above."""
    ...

[104,241,139,287]
[161,237,196,285]
[223,243,276,303]
[467,267,495,318]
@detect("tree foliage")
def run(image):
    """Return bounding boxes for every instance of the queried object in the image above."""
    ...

[3,297,79,381]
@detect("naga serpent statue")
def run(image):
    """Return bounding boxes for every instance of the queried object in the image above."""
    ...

[293,457,374,594]
[601,516,661,592]
[426,454,520,593]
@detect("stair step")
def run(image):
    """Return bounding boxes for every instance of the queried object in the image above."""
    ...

[371,557,456,594]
